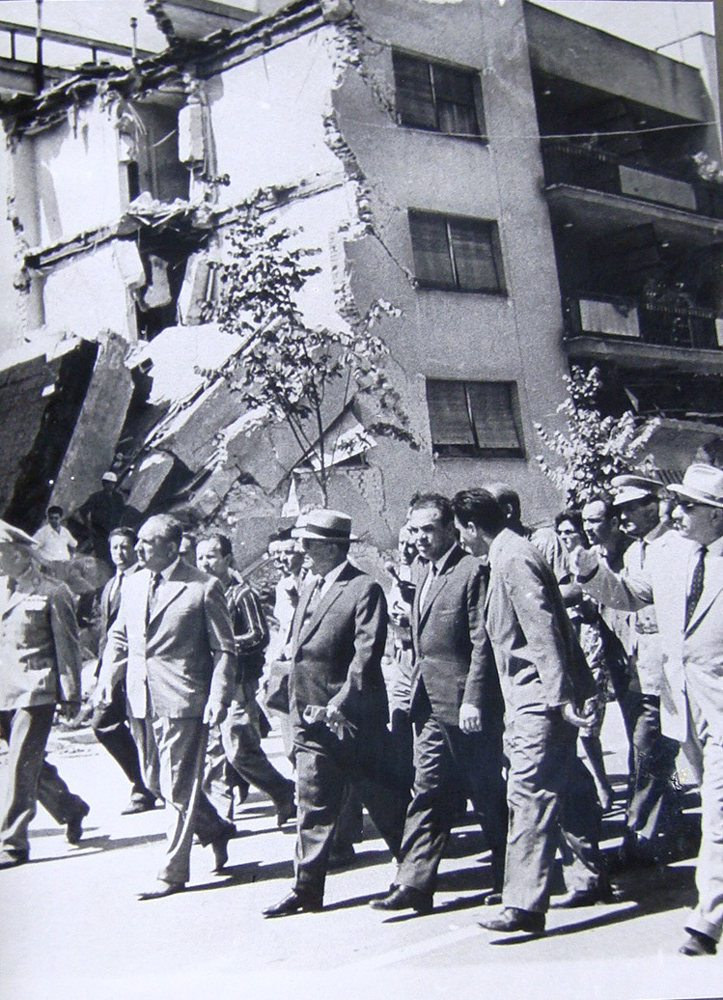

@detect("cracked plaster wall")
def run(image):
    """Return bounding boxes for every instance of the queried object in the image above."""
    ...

[42,241,134,340]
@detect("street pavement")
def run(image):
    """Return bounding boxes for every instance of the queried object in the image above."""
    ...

[1,707,721,1000]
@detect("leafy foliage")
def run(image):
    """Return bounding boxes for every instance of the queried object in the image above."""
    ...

[534,365,660,505]
[211,207,410,504]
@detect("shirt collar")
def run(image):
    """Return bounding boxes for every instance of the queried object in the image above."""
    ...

[706,535,723,558]
[320,559,348,589]
[157,557,180,582]
[430,544,457,575]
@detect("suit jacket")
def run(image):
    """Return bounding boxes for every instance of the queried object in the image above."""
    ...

[411,544,501,728]
[0,567,81,710]
[289,560,389,729]
[582,530,723,743]
[486,529,595,712]
[96,564,139,662]
[100,560,236,719]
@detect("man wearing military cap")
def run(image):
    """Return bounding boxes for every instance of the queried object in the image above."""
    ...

[572,463,723,956]
[608,474,680,866]
[0,521,87,868]
[263,509,409,917]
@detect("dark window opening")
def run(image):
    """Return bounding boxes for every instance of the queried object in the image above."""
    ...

[409,211,506,293]
[393,50,485,139]
[426,379,524,457]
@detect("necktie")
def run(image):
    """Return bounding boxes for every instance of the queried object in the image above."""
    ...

[301,576,324,623]
[146,572,162,622]
[420,564,437,611]
[685,547,706,627]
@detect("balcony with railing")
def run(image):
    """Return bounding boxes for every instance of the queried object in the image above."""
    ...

[542,141,723,221]
[564,293,723,367]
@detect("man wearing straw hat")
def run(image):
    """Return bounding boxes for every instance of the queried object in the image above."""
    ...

[263,509,409,917]
[572,463,723,956]
[0,520,87,868]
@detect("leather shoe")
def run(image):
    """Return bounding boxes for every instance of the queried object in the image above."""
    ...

[0,850,28,870]
[65,803,90,845]
[679,931,717,956]
[276,795,297,828]
[138,879,185,901]
[478,907,546,934]
[122,795,157,815]
[263,889,323,918]
[554,880,617,908]
[483,891,503,906]
[211,825,236,872]
[370,884,433,914]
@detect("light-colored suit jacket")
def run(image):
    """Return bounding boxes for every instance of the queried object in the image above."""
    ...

[486,529,596,713]
[0,567,81,710]
[100,560,236,719]
[582,530,723,743]
[411,545,501,728]
[289,560,389,730]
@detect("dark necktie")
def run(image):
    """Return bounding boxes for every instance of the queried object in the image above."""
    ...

[685,547,706,627]
[303,577,323,621]
[146,572,163,622]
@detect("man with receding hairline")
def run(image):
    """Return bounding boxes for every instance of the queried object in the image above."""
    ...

[98,514,237,899]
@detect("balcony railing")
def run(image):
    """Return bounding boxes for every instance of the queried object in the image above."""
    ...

[565,294,723,351]
[542,141,723,221]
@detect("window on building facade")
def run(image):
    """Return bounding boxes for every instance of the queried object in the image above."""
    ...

[409,211,506,293]
[393,50,485,139]
[426,379,524,457]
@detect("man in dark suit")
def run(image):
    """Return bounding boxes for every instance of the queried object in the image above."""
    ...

[98,514,237,899]
[453,490,609,936]
[0,521,87,868]
[263,509,409,917]
[372,493,507,914]
[91,527,156,814]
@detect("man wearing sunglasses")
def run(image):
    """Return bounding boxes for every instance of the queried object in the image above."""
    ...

[571,463,723,957]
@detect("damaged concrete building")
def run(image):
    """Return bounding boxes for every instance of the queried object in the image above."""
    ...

[0,0,720,558]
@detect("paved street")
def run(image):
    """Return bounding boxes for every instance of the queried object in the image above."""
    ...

[1,709,721,1000]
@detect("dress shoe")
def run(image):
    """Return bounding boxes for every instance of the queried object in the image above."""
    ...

[483,891,503,906]
[65,803,90,845]
[679,930,717,956]
[262,889,323,918]
[554,880,617,908]
[617,830,658,869]
[276,795,297,828]
[0,850,28,870]
[328,845,356,871]
[211,825,236,872]
[122,795,157,815]
[138,879,185,901]
[370,884,433,914]
[478,907,546,934]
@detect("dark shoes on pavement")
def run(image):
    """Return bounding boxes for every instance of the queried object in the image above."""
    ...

[0,850,28,870]
[478,907,546,935]
[65,803,90,845]
[370,884,433,914]
[263,889,323,918]
[679,930,717,956]
[553,879,617,908]
[122,794,158,815]
[138,879,186,901]
[276,794,297,828]
[211,824,237,872]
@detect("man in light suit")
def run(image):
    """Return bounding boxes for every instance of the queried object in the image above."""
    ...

[372,494,507,914]
[91,527,157,814]
[0,521,87,868]
[263,509,409,917]
[98,514,237,899]
[453,490,609,936]
[572,463,723,957]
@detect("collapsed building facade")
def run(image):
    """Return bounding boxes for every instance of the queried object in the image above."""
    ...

[0,0,721,559]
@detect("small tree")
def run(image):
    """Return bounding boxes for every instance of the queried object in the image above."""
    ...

[535,365,660,506]
[211,207,413,506]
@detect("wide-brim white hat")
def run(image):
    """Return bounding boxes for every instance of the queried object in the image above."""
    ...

[668,463,723,510]
[292,509,358,542]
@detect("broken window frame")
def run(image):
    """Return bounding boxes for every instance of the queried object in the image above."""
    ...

[409,210,506,294]
[392,49,486,140]
[426,378,525,458]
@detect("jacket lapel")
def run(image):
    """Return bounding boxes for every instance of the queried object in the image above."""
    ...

[416,546,463,631]
[146,563,188,628]
[685,552,723,636]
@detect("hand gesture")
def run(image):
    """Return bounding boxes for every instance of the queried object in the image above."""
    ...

[459,702,482,733]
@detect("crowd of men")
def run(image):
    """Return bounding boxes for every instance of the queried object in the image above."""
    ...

[1,460,722,960]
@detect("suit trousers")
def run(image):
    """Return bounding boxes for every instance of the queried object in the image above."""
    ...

[130,715,231,885]
[685,695,723,941]
[0,705,54,857]
[503,706,604,913]
[618,690,679,842]
[293,722,409,898]
[91,680,149,797]
[396,689,508,895]
[204,682,294,820]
